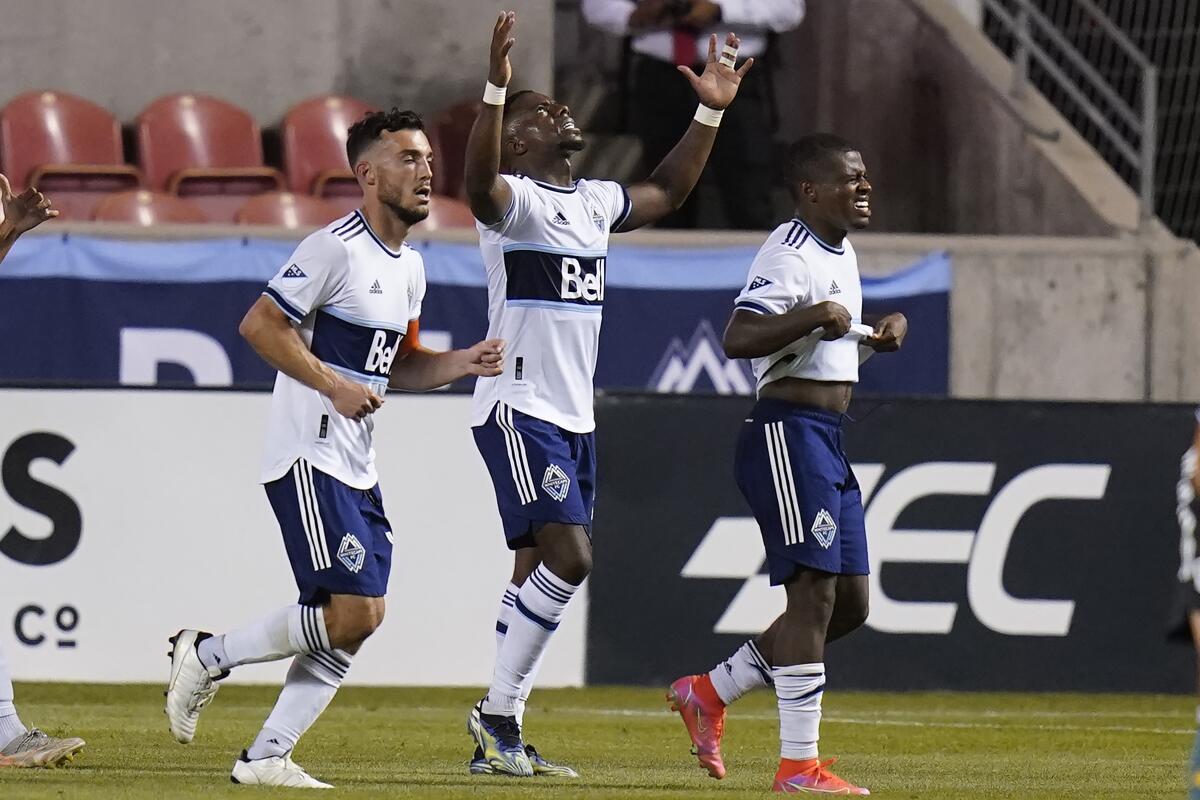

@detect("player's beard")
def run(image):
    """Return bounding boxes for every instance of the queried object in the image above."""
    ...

[379,187,429,226]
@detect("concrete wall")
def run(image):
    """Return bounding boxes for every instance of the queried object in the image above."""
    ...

[0,0,554,123]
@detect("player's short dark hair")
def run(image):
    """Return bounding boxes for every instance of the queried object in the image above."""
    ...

[501,90,537,124]
[345,108,425,168]
[786,133,858,187]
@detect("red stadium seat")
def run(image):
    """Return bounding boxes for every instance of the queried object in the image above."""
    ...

[136,94,284,222]
[281,95,377,196]
[0,91,142,220]
[90,190,208,225]
[422,195,477,230]
[236,192,341,228]
[430,100,481,199]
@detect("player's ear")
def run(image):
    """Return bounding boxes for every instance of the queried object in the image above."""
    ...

[801,180,818,204]
[354,159,375,187]
[505,134,528,158]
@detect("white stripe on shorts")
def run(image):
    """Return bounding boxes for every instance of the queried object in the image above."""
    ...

[765,422,803,545]
[496,403,537,505]
[293,459,331,570]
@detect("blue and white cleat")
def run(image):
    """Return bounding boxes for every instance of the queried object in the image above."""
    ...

[466,702,533,777]
[469,743,579,777]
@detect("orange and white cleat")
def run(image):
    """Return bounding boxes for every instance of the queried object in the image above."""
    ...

[666,674,727,779]
[772,757,869,795]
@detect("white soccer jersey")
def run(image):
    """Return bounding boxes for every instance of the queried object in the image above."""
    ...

[260,210,426,489]
[471,173,632,433]
[734,218,873,392]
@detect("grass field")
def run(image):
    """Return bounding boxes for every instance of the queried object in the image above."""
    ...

[0,683,1191,799]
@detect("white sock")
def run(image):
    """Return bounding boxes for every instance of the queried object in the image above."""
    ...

[774,663,825,760]
[492,582,532,727]
[0,646,27,746]
[199,604,330,672]
[709,639,773,705]
[246,649,352,760]
[482,565,578,717]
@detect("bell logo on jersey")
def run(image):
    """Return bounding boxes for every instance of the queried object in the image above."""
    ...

[364,330,399,374]
[560,257,605,302]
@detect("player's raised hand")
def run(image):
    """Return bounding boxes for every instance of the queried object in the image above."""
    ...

[462,338,506,378]
[329,377,384,421]
[864,313,908,351]
[0,173,58,236]
[489,11,517,87]
[678,33,754,111]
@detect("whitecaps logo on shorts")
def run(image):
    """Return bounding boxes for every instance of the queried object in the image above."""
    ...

[338,533,366,573]
[811,509,837,549]
[542,464,571,502]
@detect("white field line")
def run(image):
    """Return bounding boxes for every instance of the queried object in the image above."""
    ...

[557,707,1193,736]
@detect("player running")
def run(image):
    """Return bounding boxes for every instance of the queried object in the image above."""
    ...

[0,175,86,770]
[462,9,752,778]
[666,134,907,795]
[163,109,504,789]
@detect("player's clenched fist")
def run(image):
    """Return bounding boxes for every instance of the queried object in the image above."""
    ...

[815,300,853,341]
[328,377,383,421]
[462,338,506,378]
[489,11,516,88]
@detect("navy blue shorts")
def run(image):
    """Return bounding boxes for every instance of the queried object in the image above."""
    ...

[473,402,596,549]
[735,399,868,584]
[264,458,393,605]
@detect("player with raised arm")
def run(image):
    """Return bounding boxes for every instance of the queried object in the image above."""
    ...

[0,175,86,770]
[461,9,752,779]
[162,110,504,789]
[666,134,906,795]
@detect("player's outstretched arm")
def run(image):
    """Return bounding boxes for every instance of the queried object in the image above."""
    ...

[464,11,517,225]
[862,312,908,352]
[239,296,383,420]
[0,173,58,265]
[388,328,504,391]
[723,301,852,359]
[617,33,753,232]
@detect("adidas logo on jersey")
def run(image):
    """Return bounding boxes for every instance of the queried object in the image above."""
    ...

[748,276,772,291]
[828,280,841,295]
[369,280,383,294]
[282,264,306,279]
[551,210,570,226]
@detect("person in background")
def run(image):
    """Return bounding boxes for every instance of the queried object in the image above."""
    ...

[583,0,805,229]
[1172,408,1200,798]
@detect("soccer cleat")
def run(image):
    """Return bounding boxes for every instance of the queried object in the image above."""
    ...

[667,674,727,779]
[164,629,226,744]
[469,743,580,778]
[231,749,332,789]
[0,729,85,768]
[466,702,533,777]
[772,757,870,795]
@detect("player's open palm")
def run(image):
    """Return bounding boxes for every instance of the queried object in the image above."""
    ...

[489,11,516,87]
[330,378,383,421]
[462,338,505,378]
[679,33,754,110]
[0,173,58,235]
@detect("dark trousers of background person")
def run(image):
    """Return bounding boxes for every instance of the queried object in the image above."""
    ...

[629,53,775,230]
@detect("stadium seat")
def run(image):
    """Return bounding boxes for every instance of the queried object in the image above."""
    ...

[0,91,142,220]
[136,93,284,222]
[430,100,481,198]
[423,195,476,230]
[281,95,376,197]
[235,192,341,228]
[90,190,208,225]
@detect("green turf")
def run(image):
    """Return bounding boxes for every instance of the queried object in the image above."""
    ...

[0,683,1191,798]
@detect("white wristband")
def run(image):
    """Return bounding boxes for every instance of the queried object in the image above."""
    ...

[693,103,724,127]
[483,82,507,106]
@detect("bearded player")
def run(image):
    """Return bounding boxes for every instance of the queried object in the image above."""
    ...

[667,134,907,795]
[461,10,752,778]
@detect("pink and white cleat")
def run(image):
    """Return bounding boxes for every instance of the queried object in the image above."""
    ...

[666,674,727,779]
[773,757,870,795]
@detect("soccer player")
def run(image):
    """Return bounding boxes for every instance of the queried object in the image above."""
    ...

[1172,409,1200,798]
[0,174,85,770]
[461,10,752,778]
[666,134,906,795]
[163,109,505,789]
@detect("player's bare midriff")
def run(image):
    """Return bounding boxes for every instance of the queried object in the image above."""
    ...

[760,377,853,414]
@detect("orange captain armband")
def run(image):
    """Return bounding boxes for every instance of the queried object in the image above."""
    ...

[399,318,422,358]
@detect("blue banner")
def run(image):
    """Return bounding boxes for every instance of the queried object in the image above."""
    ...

[0,234,948,394]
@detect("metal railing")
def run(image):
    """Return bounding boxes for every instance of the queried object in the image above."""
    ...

[982,0,1158,231]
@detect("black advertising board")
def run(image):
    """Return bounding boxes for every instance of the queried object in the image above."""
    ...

[588,394,1196,692]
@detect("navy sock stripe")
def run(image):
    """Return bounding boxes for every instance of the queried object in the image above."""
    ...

[514,596,559,631]
[307,650,347,678]
[328,650,351,669]
[301,606,319,652]
[529,570,573,603]
[747,641,770,670]
[778,682,825,703]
